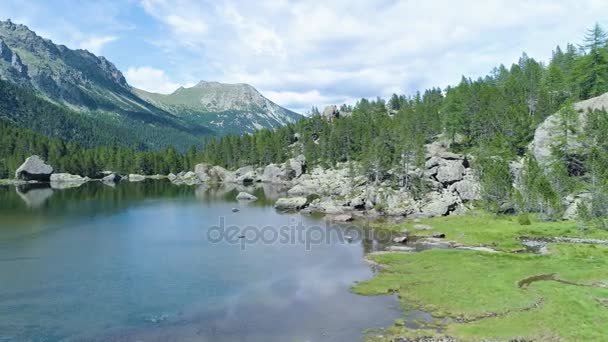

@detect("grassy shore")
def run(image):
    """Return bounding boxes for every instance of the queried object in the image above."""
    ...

[354,213,608,341]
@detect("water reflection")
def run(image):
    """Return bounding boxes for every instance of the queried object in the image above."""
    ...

[0,181,400,342]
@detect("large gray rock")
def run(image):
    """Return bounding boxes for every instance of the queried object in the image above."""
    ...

[274,197,309,210]
[530,92,608,167]
[435,159,465,184]
[15,156,53,181]
[288,155,306,178]
[181,171,201,185]
[418,191,460,218]
[262,164,288,183]
[236,191,258,201]
[194,164,210,182]
[208,166,235,183]
[50,173,89,189]
[128,174,146,182]
[102,173,121,183]
[234,166,258,183]
[50,173,87,182]
[450,175,481,201]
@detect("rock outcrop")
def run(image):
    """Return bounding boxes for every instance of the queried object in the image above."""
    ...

[530,92,608,167]
[15,156,53,181]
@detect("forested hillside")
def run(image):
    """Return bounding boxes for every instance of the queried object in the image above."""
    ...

[3,24,608,225]
[0,119,199,179]
[200,24,608,222]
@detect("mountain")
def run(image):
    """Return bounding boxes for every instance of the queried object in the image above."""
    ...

[0,19,300,150]
[134,81,301,134]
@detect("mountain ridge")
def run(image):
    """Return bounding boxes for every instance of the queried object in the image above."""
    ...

[0,19,300,149]
[134,81,301,134]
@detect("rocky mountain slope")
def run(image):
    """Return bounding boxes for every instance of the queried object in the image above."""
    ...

[134,81,301,134]
[0,19,299,149]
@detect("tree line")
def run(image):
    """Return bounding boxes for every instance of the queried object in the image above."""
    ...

[0,119,202,178]
[3,23,608,224]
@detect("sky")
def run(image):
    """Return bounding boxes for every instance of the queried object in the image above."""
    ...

[1,1,607,113]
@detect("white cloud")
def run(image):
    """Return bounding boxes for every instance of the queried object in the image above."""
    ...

[135,0,608,112]
[125,66,181,94]
[79,35,117,55]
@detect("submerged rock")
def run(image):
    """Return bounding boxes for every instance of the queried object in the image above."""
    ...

[15,155,53,181]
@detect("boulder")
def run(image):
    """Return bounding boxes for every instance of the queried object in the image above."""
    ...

[236,192,258,201]
[234,166,258,184]
[168,173,177,182]
[15,155,53,181]
[530,93,608,167]
[194,163,210,182]
[50,173,89,189]
[392,236,408,244]
[449,176,481,201]
[274,197,309,210]
[128,174,146,182]
[288,155,306,178]
[262,164,288,183]
[208,166,235,183]
[50,173,87,182]
[102,173,121,183]
[178,171,201,185]
[287,184,312,196]
[435,159,465,184]
[418,191,460,218]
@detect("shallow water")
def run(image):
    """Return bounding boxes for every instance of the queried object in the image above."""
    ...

[0,181,400,341]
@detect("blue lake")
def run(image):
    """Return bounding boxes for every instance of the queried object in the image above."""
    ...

[0,181,401,341]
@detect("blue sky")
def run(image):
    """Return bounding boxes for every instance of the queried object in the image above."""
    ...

[1,1,606,113]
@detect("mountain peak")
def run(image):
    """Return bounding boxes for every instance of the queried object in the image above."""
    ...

[134,80,301,134]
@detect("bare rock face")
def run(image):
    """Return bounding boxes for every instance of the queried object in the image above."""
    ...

[15,155,53,181]
[530,92,608,167]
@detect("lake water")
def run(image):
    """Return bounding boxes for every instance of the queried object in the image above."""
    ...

[0,181,401,341]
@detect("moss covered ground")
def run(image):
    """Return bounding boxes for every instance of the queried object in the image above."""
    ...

[355,214,608,341]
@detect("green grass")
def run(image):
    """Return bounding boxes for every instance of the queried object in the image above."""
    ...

[376,212,608,251]
[356,215,608,341]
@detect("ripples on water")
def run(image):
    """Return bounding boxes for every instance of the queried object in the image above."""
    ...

[0,181,400,341]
